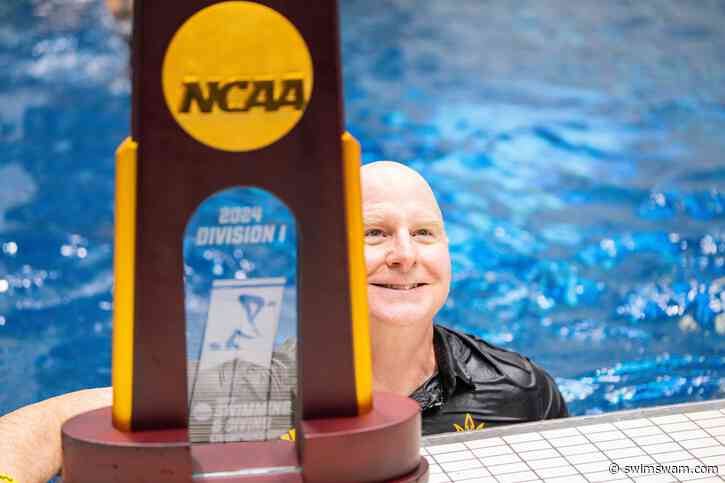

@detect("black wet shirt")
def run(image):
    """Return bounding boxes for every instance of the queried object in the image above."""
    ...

[410,325,568,435]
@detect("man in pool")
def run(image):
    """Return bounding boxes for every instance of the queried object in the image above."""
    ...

[0,161,567,482]
[362,161,567,434]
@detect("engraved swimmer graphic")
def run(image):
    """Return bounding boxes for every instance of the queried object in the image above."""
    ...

[225,293,267,348]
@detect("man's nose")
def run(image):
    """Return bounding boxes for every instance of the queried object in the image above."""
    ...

[385,230,416,271]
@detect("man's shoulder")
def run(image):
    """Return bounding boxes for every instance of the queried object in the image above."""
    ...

[432,323,568,420]
[434,324,541,387]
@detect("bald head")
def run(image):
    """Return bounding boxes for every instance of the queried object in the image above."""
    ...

[361,161,444,225]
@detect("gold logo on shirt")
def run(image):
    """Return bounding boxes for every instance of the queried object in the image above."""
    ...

[453,413,485,432]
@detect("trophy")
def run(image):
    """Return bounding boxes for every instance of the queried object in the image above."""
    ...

[61,1,429,481]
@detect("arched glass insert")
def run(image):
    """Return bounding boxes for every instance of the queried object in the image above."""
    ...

[184,186,297,444]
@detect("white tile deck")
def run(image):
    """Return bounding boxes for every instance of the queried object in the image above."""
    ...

[422,399,725,482]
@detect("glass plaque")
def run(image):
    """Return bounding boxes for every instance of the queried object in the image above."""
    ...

[184,187,297,443]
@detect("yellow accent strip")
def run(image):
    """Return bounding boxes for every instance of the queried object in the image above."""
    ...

[111,137,137,431]
[0,474,19,483]
[342,131,373,414]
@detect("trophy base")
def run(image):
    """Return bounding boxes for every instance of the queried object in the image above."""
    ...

[298,391,427,482]
[62,392,428,483]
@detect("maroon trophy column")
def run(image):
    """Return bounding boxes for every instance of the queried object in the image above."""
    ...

[62,1,428,481]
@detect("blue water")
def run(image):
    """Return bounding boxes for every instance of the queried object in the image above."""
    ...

[2,0,725,421]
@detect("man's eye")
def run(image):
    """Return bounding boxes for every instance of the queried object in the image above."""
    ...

[365,229,385,238]
[413,228,434,237]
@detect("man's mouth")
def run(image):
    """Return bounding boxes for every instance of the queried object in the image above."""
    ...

[370,283,426,290]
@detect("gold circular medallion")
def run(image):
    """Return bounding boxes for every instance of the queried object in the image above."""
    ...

[162,1,313,152]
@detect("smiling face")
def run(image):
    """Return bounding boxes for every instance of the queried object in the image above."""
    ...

[361,161,452,329]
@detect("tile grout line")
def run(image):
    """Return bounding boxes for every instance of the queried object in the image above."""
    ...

[538,430,589,483]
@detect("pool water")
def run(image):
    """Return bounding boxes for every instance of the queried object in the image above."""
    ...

[2,0,725,420]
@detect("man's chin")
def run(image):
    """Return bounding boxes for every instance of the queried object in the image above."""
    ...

[369,309,434,329]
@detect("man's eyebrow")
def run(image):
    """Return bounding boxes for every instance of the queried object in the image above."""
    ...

[362,212,444,229]
[410,219,445,235]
